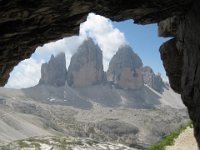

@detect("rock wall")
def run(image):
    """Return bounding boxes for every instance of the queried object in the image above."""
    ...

[178,0,200,147]
[142,66,165,93]
[67,38,104,87]
[39,53,67,86]
[158,0,200,147]
[107,45,144,90]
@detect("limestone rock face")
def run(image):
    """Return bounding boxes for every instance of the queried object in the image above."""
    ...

[67,38,104,87]
[107,45,143,90]
[176,1,200,146]
[159,38,182,93]
[158,16,180,37]
[39,53,67,86]
[142,66,165,93]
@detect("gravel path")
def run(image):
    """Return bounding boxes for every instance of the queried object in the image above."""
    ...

[166,127,198,150]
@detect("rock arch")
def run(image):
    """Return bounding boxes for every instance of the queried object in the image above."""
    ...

[1,0,200,147]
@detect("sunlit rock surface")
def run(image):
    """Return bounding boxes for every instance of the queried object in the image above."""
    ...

[142,66,165,93]
[67,38,104,87]
[107,45,144,90]
[39,53,67,86]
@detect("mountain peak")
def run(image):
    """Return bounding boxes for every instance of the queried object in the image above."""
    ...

[142,66,165,92]
[111,45,143,70]
[67,38,105,87]
[50,54,55,60]
[38,40,166,91]
[39,52,67,86]
[107,45,144,90]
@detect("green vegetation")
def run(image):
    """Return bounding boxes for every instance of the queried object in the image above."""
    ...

[17,140,29,148]
[0,146,11,150]
[146,122,192,150]
[28,138,49,144]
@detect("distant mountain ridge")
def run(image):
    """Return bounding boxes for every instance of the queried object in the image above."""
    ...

[39,37,166,93]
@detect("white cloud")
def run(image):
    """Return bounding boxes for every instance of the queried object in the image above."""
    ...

[5,58,43,89]
[80,13,126,70]
[35,36,84,68]
[6,13,126,89]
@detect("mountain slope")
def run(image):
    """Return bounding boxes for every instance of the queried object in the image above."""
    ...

[0,84,188,148]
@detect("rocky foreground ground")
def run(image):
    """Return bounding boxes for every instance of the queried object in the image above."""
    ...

[0,85,189,149]
[0,136,139,150]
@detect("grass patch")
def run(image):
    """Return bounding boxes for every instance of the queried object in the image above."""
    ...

[17,140,30,148]
[28,138,49,144]
[0,146,11,150]
[31,142,40,149]
[146,121,192,150]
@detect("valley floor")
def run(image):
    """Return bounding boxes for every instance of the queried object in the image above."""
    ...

[0,86,189,149]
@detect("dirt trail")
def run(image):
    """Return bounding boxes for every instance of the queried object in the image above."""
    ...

[166,127,198,150]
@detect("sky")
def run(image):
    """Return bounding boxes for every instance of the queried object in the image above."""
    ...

[5,13,169,89]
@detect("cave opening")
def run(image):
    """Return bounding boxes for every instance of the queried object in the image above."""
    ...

[1,0,200,149]
[0,13,192,149]
[6,13,170,89]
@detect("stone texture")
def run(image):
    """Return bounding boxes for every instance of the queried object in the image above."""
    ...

[0,0,193,86]
[159,38,182,93]
[142,66,165,93]
[107,45,144,90]
[158,16,180,37]
[67,38,104,87]
[175,0,200,147]
[39,52,67,86]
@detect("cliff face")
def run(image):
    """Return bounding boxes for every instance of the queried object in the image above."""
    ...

[67,38,105,87]
[39,53,67,86]
[39,40,166,92]
[177,1,200,146]
[142,66,165,93]
[107,45,144,90]
[158,1,200,147]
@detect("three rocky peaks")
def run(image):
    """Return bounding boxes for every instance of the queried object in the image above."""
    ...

[39,38,165,92]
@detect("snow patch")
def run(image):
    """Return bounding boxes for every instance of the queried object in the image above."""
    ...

[40,143,52,150]
[48,98,56,102]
